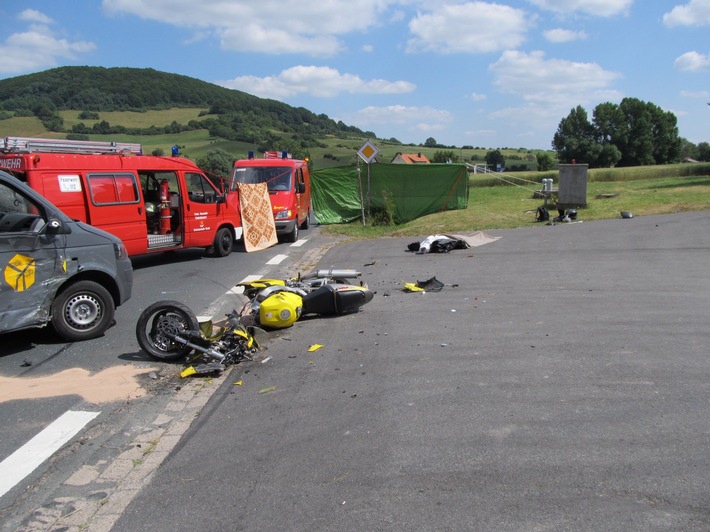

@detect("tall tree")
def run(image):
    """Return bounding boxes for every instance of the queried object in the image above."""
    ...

[647,102,681,164]
[618,98,654,166]
[536,152,555,171]
[698,142,710,162]
[485,149,505,169]
[552,105,597,164]
[593,102,626,152]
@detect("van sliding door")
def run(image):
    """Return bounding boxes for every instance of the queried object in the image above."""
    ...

[86,172,145,255]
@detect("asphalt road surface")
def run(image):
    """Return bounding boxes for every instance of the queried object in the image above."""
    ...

[108,211,710,531]
[0,229,329,530]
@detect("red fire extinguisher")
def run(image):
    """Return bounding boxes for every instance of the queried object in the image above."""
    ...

[159,179,172,234]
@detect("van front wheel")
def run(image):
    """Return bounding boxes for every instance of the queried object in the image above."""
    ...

[286,221,299,243]
[212,227,234,257]
[51,281,115,341]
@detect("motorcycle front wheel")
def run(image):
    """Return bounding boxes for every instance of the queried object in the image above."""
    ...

[136,300,200,361]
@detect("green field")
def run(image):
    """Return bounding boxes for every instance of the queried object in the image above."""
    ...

[2,109,708,238]
[325,169,710,239]
[0,108,549,170]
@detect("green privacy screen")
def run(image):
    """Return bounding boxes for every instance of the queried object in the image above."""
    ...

[311,163,469,225]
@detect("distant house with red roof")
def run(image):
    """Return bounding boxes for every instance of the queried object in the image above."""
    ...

[391,152,430,164]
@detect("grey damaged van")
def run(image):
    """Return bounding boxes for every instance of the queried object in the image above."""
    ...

[0,170,133,341]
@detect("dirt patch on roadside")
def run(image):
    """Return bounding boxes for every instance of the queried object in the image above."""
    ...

[0,365,160,404]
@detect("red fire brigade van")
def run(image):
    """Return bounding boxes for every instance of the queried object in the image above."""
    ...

[0,137,242,258]
[231,151,311,243]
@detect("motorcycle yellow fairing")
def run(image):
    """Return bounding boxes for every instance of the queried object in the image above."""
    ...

[259,291,303,328]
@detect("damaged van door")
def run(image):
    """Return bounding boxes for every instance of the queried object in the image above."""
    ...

[0,170,133,341]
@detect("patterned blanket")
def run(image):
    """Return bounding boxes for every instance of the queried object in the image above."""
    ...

[239,183,278,252]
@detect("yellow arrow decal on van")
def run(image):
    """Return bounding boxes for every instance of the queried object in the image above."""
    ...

[4,254,36,291]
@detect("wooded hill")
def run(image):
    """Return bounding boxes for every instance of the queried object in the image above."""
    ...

[0,66,374,157]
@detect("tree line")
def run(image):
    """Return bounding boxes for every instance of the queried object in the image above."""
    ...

[552,97,709,167]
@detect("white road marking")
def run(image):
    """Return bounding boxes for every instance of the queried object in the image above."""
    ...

[226,275,263,296]
[239,274,263,283]
[0,410,100,498]
[266,254,288,265]
[290,238,307,247]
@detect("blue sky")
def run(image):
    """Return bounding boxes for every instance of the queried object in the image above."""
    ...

[0,0,708,150]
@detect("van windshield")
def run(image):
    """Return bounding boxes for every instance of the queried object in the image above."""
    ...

[232,167,292,192]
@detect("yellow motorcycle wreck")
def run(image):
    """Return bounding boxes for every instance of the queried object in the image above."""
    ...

[135,269,374,376]
[238,269,374,329]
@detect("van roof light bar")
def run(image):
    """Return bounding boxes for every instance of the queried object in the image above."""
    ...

[0,136,143,155]
[263,150,291,159]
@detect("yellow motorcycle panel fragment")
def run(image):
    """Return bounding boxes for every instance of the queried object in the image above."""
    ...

[180,366,197,378]
[403,282,424,292]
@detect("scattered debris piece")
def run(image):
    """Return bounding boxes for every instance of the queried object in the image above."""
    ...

[234,380,243,386]
[180,367,197,378]
[404,277,445,293]
[536,207,584,225]
[407,234,470,254]
[621,211,633,219]
[308,344,325,352]
[259,386,278,394]
[535,206,550,222]
[403,282,424,292]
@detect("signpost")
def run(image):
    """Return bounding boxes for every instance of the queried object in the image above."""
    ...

[357,141,379,225]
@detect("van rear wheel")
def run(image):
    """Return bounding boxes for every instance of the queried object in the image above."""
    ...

[51,280,115,341]
[212,227,234,257]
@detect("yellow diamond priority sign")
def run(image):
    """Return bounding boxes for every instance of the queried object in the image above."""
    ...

[357,140,379,164]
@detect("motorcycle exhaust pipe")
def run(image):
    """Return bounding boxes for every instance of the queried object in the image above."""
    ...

[301,269,361,280]
[166,332,226,362]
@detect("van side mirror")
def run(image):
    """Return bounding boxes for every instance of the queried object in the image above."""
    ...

[296,182,305,194]
[44,218,64,235]
[215,194,226,204]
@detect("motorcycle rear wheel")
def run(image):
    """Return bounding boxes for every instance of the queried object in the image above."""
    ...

[136,300,200,361]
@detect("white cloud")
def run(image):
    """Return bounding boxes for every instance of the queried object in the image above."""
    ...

[407,2,529,54]
[464,128,496,138]
[218,65,415,99]
[680,89,710,98]
[470,92,487,101]
[218,24,342,57]
[349,104,452,136]
[487,50,623,139]
[674,51,710,71]
[528,0,633,17]
[0,11,95,75]
[490,50,621,107]
[663,0,710,27]
[544,28,589,43]
[18,9,55,25]
[103,0,406,56]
